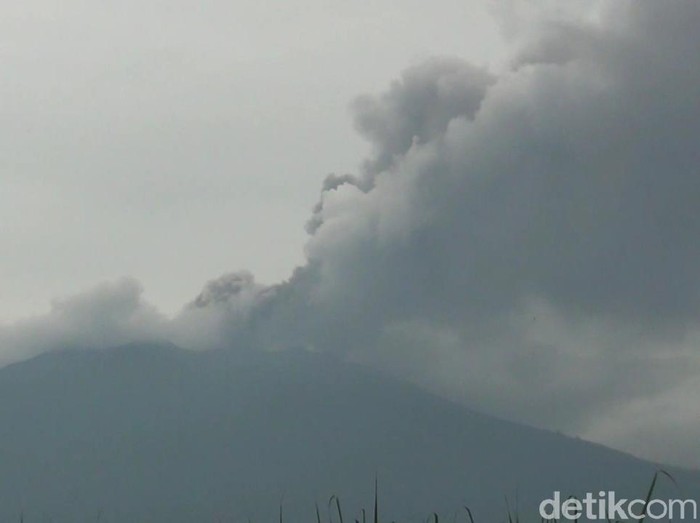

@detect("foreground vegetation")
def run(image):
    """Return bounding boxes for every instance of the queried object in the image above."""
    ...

[11,471,678,523]
[293,472,675,523]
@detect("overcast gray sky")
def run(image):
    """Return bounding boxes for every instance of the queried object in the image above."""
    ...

[1,0,507,322]
[3,0,700,469]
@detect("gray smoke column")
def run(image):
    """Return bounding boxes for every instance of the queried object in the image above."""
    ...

[232,0,700,465]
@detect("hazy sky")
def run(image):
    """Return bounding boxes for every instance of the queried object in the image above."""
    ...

[3,0,700,469]
[1,0,507,322]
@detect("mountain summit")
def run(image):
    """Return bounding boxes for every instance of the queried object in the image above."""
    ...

[0,343,696,522]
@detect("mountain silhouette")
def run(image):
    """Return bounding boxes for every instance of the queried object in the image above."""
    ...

[0,343,696,522]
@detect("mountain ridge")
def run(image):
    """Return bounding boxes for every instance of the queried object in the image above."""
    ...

[0,342,696,522]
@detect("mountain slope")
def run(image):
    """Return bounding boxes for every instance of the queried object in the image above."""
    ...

[0,343,696,522]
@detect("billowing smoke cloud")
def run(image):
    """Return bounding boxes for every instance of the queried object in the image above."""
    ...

[0,279,165,367]
[243,0,700,464]
[1,0,700,466]
[0,272,264,367]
